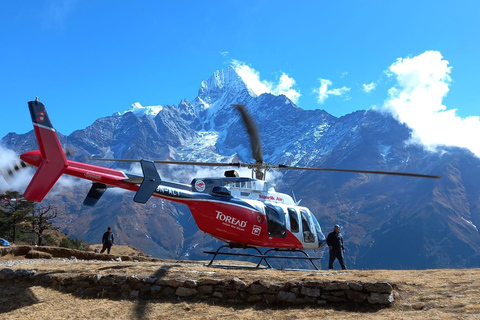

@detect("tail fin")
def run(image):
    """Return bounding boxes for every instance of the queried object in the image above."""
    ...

[22,99,68,202]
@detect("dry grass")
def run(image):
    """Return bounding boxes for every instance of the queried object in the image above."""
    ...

[1,259,480,319]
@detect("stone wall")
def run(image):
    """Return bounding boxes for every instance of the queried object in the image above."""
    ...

[0,268,395,306]
[0,246,158,262]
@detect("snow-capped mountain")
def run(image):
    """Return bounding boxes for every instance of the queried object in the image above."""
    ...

[119,102,163,117]
[2,66,480,269]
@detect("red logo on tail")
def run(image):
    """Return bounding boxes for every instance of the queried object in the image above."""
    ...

[35,111,46,122]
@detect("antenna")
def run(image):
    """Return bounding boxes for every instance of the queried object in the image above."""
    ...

[292,191,302,206]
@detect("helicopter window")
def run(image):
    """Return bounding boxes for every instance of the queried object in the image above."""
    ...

[265,204,286,238]
[287,208,299,233]
[300,210,315,243]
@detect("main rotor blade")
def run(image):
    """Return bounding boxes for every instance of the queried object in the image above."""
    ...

[233,105,263,163]
[277,164,441,179]
[86,158,440,179]
[87,158,243,167]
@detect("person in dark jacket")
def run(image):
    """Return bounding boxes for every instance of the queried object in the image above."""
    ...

[100,227,114,254]
[326,224,346,270]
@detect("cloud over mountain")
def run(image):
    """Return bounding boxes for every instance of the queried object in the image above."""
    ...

[313,78,350,104]
[384,50,480,157]
[231,60,301,103]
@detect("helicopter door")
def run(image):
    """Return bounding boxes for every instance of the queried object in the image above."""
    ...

[265,204,286,238]
[300,210,315,243]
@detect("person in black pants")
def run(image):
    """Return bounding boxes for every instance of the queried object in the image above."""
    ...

[100,227,114,254]
[326,224,347,270]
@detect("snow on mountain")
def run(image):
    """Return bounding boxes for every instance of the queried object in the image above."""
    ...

[119,102,163,117]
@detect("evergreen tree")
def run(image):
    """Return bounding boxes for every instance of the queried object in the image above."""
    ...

[0,191,35,242]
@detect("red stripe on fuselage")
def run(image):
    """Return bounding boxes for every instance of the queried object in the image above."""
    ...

[186,200,303,249]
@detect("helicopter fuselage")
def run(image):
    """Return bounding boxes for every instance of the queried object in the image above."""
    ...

[150,176,326,250]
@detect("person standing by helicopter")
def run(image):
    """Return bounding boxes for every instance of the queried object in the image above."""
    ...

[100,227,114,254]
[327,224,347,270]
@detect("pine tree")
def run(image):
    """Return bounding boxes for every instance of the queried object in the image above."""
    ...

[0,191,35,242]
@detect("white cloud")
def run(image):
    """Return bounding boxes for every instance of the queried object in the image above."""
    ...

[313,78,351,104]
[341,72,348,78]
[363,82,376,93]
[231,60,301,104]
[383,50,480,157]
[219,51,229,57]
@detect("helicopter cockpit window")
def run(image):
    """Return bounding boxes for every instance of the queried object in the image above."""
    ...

[265,204,286,238]
[300,210,315,243]
[287,208,299,233]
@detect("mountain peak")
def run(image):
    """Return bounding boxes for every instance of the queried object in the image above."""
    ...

[197,66,256,105]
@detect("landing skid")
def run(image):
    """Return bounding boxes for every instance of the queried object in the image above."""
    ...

[203,245,321,270]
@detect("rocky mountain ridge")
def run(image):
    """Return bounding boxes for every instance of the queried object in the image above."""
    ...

[2,65,480,269]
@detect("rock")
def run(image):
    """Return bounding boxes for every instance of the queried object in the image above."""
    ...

[197,278,221,286]
[231,277,246,289]
[303,281,324,289]
[367,292,394,305]
[84,287,98,296]
[127,275,140,285]
[349,282,363,291]
[150,285,162,293]
[14,269,34,278]
[183,279,197,288]
[301,286,321,297]
[324,282,350,291]
[213,291,223,299]
[249,283,267,294]
[130,290,139,298]
[176,287,197,297]
[90,274,103,283]
[321,294,347,303]
[267,284,282,293]
[264,293,276,303]
[165,279,184,287]
[141,284,151,293]
[278,291,297,303]
[198,285,213,294]
[346,290,368,303]
[142,277,158,284]
[115,276,127,284]
[99,276,115,286]
[0,268,14,280]
[364,282,393,293]
[161,286,176,297]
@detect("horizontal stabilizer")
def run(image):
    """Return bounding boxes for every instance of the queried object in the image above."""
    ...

[83,183,107,207]
[134,159,161,204]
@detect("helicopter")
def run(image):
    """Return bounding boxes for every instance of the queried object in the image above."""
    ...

[3,99,440,269]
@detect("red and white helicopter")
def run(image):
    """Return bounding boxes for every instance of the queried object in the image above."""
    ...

[4,99,440,268]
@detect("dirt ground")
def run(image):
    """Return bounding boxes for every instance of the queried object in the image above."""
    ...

[1,258,480,319]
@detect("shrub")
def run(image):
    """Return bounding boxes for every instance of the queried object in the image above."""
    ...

[42,234,56,246]
[59,237,90,251]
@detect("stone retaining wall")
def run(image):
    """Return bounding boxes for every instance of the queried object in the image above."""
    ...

[0,246,158,262]
[0,268,395,306]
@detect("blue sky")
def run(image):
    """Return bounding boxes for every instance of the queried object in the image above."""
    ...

[1,0,479,154]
